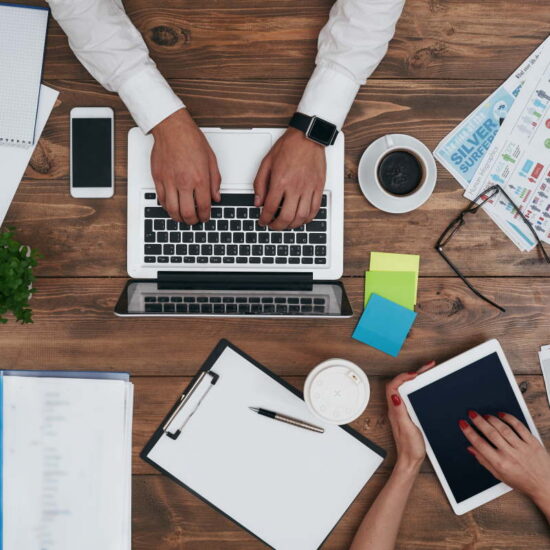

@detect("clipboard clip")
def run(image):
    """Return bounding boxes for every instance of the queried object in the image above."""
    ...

[163,370,219,440]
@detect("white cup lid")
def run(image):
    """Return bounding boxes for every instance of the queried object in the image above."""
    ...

[304,359,370,425]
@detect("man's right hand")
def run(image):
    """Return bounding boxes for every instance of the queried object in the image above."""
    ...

[150,108,221,225]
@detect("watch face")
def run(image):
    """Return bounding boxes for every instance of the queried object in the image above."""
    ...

[308,118,337,145]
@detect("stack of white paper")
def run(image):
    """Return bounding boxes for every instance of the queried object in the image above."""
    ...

[539,346,550,407]
[1,372,133,550]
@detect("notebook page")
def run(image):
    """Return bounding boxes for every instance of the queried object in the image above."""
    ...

[2,376,132,550]
[147,347,384,550]
[0,5,48,146]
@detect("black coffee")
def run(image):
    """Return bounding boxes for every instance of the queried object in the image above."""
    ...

[377,150,423,196]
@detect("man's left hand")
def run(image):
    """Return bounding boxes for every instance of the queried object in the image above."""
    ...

[254,128,326,230]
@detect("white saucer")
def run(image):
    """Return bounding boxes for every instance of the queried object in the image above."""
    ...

[358,134,437,214]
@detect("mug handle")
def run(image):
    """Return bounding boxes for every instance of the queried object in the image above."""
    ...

[384,135,395,149]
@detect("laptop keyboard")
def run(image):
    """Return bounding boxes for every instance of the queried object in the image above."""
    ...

[143,295,328,315]
[142,192,329,267]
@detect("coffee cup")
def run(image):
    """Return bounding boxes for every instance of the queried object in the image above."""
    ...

[358,134,437,214]
[304,359,370,425]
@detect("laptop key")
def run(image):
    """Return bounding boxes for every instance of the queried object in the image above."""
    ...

[306,221,326,232]
[226,304,238,313]
[164,304,175,312]
[239,245,250,256]
[262,257,274,264]
[316,208,327,220]
[189,245,200,254]
[158,256,169,263]
[290,246,301,256]
[213,304,224,313]
[176,244,187,255]
[208,233,219,243]
[189,304,200,313]
[154,219,165,231]
[145,303,162,312]
[315,246,327,256]
[181,233,193,242]
[211,257,222,263]
[246,233,257,243]
[236,257,248,263]
[145,219,153,232]
[144,256,156,263]
[321,195,327,207]
[259,233,270,243]
[297,234,307,244]
[157,232,168,243]
[224,208,235,218]
[145,232,156,243]
[179,222,190,231]
[184,257,196,263]
[250,257,261,263]
[197,257,208,263]
[227,245,238,255]
[309,233,326,244]
[315,258,327,264]
[144,296,156,302]
[252,245,263,256]
[201,245,213,255]
[230,220,241,231]
[302,258,313,264]
[163,244,175,255]
[243,220,254,231]
[211,207,223,218]
[271,233,282,243]
[223,257,235,263]
[221,232,232,243]
[195,232,207,243]
[205,220,216,231]
[145,244,162,255]
[145,207,169,218]
[277,245,288,256]
[217,220,228,231]
[167,220,178,231]
[145,192,156,200]
[289,258,300,264]
[176,304,188,313]
[201,304,213,313]
[233,233,244,243]
[284,233,295,243]
[184,297,195,302]
[214,245,225,255]
[169,232,180,243]
[237,208,248,218]
[303,246,314,256]
[276,258,287,264]
[250,208,260,219]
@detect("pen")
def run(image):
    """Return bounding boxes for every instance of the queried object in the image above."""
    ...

[249,407,324,434]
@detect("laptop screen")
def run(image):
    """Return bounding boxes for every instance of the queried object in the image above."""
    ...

[115,281,352,318]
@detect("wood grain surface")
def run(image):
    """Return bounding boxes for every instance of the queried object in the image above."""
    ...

[1,0,549,548]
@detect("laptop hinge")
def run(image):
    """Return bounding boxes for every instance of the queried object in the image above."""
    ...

[157,271,313,291]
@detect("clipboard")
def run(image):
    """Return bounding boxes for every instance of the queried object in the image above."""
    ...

[142,340,386,550]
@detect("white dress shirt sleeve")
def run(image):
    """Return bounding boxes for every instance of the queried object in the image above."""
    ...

[46,0,184,133]
[297,0,406,130]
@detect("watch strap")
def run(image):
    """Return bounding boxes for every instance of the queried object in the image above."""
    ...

[289,112,312,133]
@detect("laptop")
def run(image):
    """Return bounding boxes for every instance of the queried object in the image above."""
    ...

[115,127,352,318]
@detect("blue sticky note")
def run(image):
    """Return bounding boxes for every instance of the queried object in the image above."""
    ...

[352,294,417,357]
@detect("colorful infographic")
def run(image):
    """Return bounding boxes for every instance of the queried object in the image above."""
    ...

[465,42,550,251]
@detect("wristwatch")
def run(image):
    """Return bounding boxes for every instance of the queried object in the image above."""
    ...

[289,112,338,146]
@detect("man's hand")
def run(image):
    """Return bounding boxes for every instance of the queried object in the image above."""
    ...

[150,109,221,224]
[254,127,326,230]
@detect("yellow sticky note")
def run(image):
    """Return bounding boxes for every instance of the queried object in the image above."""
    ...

[370,252,420,302]
[364,271,416,310]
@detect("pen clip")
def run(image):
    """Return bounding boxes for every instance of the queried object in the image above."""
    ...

[163,370,219,440]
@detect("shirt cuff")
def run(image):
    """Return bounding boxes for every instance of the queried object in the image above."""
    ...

[118,66,185,133]
[296,65,360,130]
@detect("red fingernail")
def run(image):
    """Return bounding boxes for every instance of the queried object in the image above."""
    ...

[391,394,401,406]
[407,371,416,375]
[497,412,506,419]
[482,414,490,420]
[467,447,476,456]
[468,410,478,419]
[459,419,469,430]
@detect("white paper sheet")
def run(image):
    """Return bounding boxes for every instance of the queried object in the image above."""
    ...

[2,376,133,550]
[147,347,384,550]
[0,85,58,228]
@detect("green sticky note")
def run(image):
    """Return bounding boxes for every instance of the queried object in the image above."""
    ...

[370,252,420,301]
[364,271,416,311]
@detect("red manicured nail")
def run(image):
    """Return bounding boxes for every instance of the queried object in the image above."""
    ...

[468,410,478,419]
[498,412,506,419]
[391,394,401,406]
[459,419,469,430]
[407,371,416,375]
[482,414,490,420]
[467,447,476,456]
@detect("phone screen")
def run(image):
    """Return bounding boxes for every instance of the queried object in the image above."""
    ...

[71,118,112,188]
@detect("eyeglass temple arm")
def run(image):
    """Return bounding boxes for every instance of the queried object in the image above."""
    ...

[436,246,506,313]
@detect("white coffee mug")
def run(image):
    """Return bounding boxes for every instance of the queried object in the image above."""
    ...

[358,134,437,214]
[304,359,370,425]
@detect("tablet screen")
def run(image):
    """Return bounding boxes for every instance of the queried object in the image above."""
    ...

[407,352,529,503]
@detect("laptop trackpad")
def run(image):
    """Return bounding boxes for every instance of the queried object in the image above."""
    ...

[204,131,273,187]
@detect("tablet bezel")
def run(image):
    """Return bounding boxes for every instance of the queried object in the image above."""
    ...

[399,339,541,515]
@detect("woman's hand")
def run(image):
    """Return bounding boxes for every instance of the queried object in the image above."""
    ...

[459,411,550,504]
[387,361,436,471]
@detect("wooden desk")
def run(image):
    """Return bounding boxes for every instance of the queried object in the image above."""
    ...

[2,1,550,547]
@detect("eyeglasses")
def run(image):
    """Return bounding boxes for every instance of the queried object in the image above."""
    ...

[436,184,550,313]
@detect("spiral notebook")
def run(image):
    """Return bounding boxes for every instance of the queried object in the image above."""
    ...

[0,3,49,147]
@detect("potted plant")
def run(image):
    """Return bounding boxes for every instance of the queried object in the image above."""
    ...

[0,229,39,324]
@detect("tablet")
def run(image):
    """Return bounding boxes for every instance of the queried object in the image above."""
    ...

[399,339,541,515]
